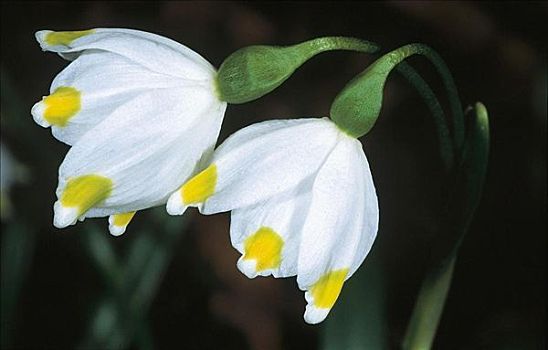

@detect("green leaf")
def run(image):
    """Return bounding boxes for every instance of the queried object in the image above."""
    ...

[80,209,191,349]
[402,103,489,350]
[0,222,36,348]
[322,252,387,350]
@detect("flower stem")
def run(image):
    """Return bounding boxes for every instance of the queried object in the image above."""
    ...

[294,36,380,60]
[395,62,454,170]
[397,44,465,154]
[330,43,464,142]
[418,46,465,155]
[365,44,465,153]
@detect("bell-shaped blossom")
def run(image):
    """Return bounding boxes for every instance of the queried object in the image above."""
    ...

[167,118,378,324]
[31,29,226,235]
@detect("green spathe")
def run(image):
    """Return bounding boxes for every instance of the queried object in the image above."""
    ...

[216,37,378,104]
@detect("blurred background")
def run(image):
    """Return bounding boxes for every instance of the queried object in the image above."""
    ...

[1,1,546,349]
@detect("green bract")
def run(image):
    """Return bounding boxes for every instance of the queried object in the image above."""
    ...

[216,37,379,104]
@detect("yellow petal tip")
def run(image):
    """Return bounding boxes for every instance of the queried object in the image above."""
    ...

[108,211,136,236]
[60,174,113,218]
[43,29,95,46]
[42,86,81,127]
[309,268,349,309]
[181,164,217,205]
[242,226,284,273]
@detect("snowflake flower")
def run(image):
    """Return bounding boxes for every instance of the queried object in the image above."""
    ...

[167,117,379,323]
[31,28,226,235]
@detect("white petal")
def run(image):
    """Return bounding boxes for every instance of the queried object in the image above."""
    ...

[296,135,379,323]
[108,211,136,236]
[346,143,379,276]
[108,222,127,236]
[230,183,312,279]
[199,118,340,214]
[303,305,330,325]
[36,28,215,80]
[55,86,225,219]
[30,102,48,128]
[166,188,186,216]
[32,51,196,145]
[53,201,78,228]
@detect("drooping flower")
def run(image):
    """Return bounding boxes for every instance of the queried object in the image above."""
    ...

[167,118,379,324]
[31,28,226,235]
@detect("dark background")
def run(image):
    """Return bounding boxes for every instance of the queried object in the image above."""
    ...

[1,1,546,349]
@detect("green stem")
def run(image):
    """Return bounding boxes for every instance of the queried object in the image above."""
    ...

[397,44,465,153]
[319,42,454,169]
[294,36,380,60]
[419,46,464,154]
[392,44,463,152]
[388,44,465,153]
[395,62,454,170]
[330,43,464,142]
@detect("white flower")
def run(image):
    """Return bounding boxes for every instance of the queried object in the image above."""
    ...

[167,117,379,324]
[31,29,226,235]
